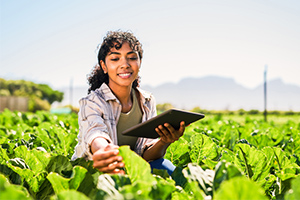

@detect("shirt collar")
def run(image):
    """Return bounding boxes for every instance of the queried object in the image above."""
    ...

[96,83,152,103]
[136,87,152,102]
[97,83,117,102]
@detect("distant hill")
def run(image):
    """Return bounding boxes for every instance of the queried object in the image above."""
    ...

[142,76,300,111]
[57,76,300,111]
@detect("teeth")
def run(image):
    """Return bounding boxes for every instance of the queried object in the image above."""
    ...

[119,73,131,77]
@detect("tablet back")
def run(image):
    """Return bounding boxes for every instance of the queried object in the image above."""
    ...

[122,108,205,138]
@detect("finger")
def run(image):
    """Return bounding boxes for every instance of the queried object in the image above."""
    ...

[98,161,125,173]
[93,155,123,169]
[180,121,185,128]
[163,123,176,133]
[165,122,185,140]
[162,123,180,140]
[93,149,119,161]
[93,149,122,167]
[99,164,125,174]
[104,144,119,151]
[178,121,186,135]
[158,125,171,137]
[110,168,125,174]
[160,126,179,144]
[155,127,165,138]
[156,127,172,144]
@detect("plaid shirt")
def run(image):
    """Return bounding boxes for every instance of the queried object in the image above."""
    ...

[71,83,158,160]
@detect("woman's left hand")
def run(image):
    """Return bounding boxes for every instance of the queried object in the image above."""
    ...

[155,121,185,144]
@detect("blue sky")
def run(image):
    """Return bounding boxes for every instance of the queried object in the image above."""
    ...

[1,0,300,90]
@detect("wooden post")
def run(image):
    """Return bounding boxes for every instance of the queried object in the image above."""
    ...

[264,65,267,122]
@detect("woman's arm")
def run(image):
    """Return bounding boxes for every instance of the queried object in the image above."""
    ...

[142,121,185,161]
[91,137,125,174]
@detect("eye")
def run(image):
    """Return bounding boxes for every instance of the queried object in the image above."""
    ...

[111,58,119,61]
[129,57,138,60]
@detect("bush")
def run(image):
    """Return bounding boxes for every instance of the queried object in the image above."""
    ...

[156,103,173,113]
[28,97,51,112]
[0,89,10,96]
[248,109,260,115]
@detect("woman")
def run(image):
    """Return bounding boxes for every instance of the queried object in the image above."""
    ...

[72,30,185,175]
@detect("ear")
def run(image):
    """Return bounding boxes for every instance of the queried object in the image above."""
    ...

[100,60,107,74]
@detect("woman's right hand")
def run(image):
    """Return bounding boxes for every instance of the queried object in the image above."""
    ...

[91,138,125,174]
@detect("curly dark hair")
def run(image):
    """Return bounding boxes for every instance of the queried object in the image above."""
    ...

[87,30,143,94]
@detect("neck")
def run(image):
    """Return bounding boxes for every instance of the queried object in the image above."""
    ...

[109,84,133,113]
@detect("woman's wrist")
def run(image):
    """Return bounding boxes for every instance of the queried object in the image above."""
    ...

[90,137,109,154]
[158,138,171,146]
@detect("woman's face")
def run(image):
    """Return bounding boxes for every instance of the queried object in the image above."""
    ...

[100,42,141,91]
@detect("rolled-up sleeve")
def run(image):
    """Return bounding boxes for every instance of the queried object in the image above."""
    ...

[72,97,112,160]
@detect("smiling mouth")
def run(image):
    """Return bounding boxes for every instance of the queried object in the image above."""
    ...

[118,73,132,78]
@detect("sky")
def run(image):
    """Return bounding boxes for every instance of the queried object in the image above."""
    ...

[1,0,300,90]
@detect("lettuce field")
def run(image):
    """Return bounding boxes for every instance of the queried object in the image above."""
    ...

[0,109,300,199]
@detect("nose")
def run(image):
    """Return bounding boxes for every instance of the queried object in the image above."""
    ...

[120,58,130,69]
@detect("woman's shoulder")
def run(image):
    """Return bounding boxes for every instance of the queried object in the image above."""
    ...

[79,83,117,104]
[136,87,155,101]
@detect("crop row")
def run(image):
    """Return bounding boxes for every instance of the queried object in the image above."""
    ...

[0,109,299,199]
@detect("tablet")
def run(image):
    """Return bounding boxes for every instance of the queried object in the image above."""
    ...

[121,108,205,138]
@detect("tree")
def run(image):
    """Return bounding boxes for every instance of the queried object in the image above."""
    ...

[0,78,63,111]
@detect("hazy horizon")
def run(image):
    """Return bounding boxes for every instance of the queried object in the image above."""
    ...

[1,0,300,90]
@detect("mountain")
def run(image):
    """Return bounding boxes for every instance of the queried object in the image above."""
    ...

[56,76,300,111]
[142,76,300,111]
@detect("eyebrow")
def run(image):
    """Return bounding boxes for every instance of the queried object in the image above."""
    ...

[108,51,137,56]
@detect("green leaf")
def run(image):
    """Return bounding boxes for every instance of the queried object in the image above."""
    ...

[234,144,271,181]
[184,181,205,200]
[13,146,50,172]
[189,134,219,167]
[0,164,22,185]
[284,175,300,200]
[171,186,193,200]
[214,176,268,200]
[71,157,98,174]
[68,166,88,190]
[110,174,131,190]
[33,126,55,152]
[273,147,300,181]
[0,146,10,163]
[118,145,155,183]
[171,167,187,187]
[9,158,30,169]
[47,166,88,194]
[0,174,31,200]
[213,161,242,192]
[5,163,44,193]
[151,176,176,199]
[219,148,236,163]
[165,137,191,167]
[182,163,214,197]
[96,174,124,199]
[46,155,73,177]
[50,190,89,200]
[47,172,69,194]
[76,171,100,198]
